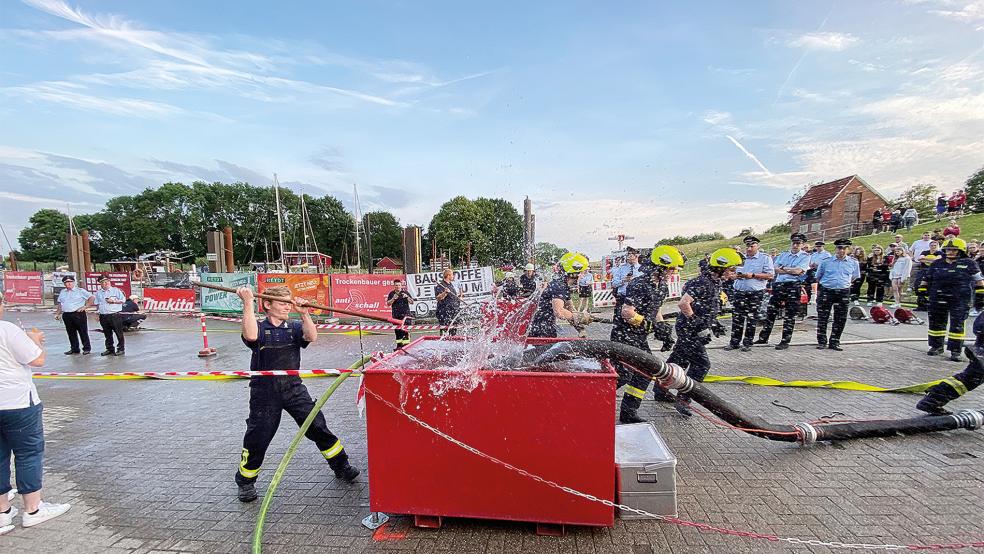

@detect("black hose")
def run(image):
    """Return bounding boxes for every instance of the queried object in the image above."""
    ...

[532,340,984,445]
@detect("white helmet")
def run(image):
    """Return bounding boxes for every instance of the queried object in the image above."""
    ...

[525,263,535,271]
[504,271,515,278]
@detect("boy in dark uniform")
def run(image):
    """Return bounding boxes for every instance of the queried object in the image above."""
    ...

[386,279,414,350]
[234,286,359,503]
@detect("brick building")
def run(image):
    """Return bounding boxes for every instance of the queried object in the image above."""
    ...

[788,175,889,240]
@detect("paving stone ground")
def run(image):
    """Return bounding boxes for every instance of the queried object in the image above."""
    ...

[1,307,982,553]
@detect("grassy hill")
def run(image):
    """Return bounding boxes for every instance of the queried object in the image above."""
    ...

[674,213,984,278]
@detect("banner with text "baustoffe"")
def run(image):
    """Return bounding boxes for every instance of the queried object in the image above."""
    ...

[200,273,257,313]
[406,267,494,318]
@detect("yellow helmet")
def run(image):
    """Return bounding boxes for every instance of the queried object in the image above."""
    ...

[560,252,589,274]
[942,237,967,254]
[708,248,743,268]
[650,245,685,268]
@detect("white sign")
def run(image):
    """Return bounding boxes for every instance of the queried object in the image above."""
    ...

[406,266,494,317]
[205,253,219,261]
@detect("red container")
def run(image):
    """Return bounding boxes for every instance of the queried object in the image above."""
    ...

[364,336,616,528]
[479,298,538,339]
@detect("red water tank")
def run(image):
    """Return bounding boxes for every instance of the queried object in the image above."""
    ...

[364,336,616,528]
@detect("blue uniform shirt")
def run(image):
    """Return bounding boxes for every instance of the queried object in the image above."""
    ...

[810,250,833,269]
[733,252,775,292]
[816,256,861,290]
[773,250,811,283]
[94,287,126,314]
[57,287,93,312]
[611,263,640,295]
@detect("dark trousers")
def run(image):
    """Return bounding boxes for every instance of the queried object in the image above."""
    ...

[394,329,410,350]
[62,311,91,353]
[729,290,764,347]
[866,276,886,303]
[816,286,850,345]
[237,376,348,485]
[850,275,866,302]
[914,269,929,308]
[611,329,671,413]
[804,269,816,301]
[99,313,125,353]
[928,297,969,353]
[437,309,458,336]
[758,281,800,343]
[667,330,711,395]
[0,403,44,495]
[921,358,984,408]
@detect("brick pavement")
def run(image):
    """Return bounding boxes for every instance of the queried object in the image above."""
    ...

[0,309,982,553]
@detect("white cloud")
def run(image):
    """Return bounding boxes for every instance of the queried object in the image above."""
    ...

[702,110,732,125]
[3,81,184,118]
[927,0,984,25]
[788,32,859,51]
[0,190,101,207]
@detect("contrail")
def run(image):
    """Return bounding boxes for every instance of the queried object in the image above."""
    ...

[725,135,773,176]
[775,5,834,103]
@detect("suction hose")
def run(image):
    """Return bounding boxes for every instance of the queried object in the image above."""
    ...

[530,340,984,444]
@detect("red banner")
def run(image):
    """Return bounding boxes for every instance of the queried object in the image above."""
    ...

[2,271,43,304]
[330,274,402,318]
[142,288,196,312]
[84,272,132,298]
[257,273,331,315]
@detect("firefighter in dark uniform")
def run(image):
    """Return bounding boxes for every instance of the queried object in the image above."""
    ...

[918,238,984,362]
[916,313,984,414]
[234,286,359,503]
[756,233,811,350]
[435,269,461,336]
[386,279,414,350]
[519,263,539,297]
[815,239,860,351]
[528,253,592,338]
[671,248,742,416]
[613,245,684,423]
[498,272,521,298]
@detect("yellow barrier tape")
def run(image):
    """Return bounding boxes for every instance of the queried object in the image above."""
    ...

[702,374,945,394]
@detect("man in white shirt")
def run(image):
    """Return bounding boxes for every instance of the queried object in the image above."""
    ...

[93,275,127,356]
[909,231,932,259]
[0,292,71,532]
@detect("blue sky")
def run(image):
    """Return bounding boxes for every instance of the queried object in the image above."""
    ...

[1,0,983,258]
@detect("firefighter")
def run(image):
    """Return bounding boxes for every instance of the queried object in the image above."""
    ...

[519,263,539,297]
[528,253,592,338]
[233,286,360,503]
[725,236,774,351]
[916,314,984,415]
[498,271,521,299]
[918,238,984,362]
[815,239,860,351]
[612,245,684,423]
[756,233,811,350]
[671,248,741,417]
[385,279,414,350]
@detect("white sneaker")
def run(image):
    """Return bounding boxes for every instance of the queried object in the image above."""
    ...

[21,501,70,528]
[0,505,17,527]
[891,303,901,309]
[866,301,873,307]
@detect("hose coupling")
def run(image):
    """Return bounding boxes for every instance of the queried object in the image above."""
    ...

[793,422,818,446]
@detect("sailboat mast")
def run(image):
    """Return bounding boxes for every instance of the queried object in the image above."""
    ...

[273,173,286,270]
[353,183,362,272]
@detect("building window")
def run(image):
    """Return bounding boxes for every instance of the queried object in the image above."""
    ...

[799,224,809,234]
[800,208,823,220]
[810,223,822,232]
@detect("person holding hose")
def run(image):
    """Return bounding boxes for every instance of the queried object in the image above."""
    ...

[612,245,684,423]
[528,253,592,338]
[233,286,360,503]
[756,233,811,350]
[916,313,984,415]
[918,238,984,362]
[671,248,741,417]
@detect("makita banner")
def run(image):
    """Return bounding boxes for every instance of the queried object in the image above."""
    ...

[200,272,257,313]
[2,271,43,304]
[142,288,196,312]
[406,267,494,318]
[329,273,400,318]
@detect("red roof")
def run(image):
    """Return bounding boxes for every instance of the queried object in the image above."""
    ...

[788,175,857,213]
[375,256,403,269]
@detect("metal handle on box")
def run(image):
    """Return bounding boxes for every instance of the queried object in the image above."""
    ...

[637,473,658,483]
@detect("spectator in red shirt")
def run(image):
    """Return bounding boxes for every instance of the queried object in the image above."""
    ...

[947,193,960,214]
[956,189,968,214]
[944,218,961,237]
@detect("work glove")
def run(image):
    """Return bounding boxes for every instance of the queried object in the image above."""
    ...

[710,320,727,338]
[696,328,713,345]
[570,311,592,329]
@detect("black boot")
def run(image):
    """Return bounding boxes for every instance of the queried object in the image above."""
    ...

[333,463,360,482]
[237,482,258,502]
[619,409,646,424]
[673,395,693,417]
[927,347,944,356]
[916,395,952,416]
[651,387,676,403]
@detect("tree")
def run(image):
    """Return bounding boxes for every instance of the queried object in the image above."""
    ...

[473,198,524,265]
[427,196,485,264]
[17,209,70,262]
[889,183,938,218]
[534,242,567,267]
[965,167,984,213]
[362,211,402,267]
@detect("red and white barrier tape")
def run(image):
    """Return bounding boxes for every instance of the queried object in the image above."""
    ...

[33,369,353,379]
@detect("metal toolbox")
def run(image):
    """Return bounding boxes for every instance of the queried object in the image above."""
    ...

[615,423,677,519]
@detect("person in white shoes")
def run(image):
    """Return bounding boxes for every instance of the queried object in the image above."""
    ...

[889,246,913,308]
[0,292,71,530]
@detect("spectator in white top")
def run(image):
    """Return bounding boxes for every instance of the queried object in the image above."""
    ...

[576,267,594,313]
[0,292,72,533]
[909,231,932,259]
[889,246,913,309]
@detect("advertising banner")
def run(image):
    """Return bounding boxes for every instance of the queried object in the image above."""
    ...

[143,288,196,312]
[257,273,331,316]
[406,267,494,318]
[52,271,77,299]
[200,273,257,313]
[2,271,43,304]
[84,272,132,298]
[329,273,400,318]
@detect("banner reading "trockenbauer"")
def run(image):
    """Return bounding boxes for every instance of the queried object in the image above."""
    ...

[329,273,400,318]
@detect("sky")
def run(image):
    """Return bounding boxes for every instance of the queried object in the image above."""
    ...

[1,0,983,259]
